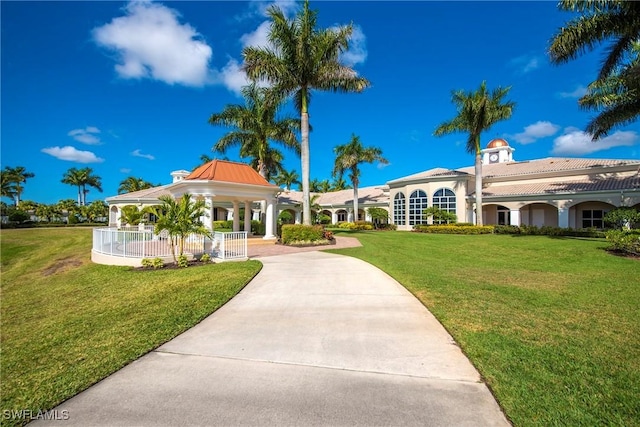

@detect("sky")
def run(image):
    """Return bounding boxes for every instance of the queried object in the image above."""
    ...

[2,0,639,205]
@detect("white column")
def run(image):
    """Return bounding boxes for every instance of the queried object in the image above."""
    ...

[347,208,354,223]
[244,201,252,236]
[226,209,233,221]
[295,210,301,224]
[331,211,338,225]
[232,201,240,232]
[558,207,569,228]
[205,197,214,232]
[264,197,276,239]
[252,209,260,221]
[510,209,520,226]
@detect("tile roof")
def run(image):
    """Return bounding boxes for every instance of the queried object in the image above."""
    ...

[187,160,275,187]
[482,174,640,197]
[463,157,640,179]
[276,186,389,206]
[106,185,173,202]
[389,157,640,184]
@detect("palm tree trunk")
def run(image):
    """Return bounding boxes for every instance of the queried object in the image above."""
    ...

[353,184,359,222]
[475,153,483,226]
[77,186,82,206]
[301,100,311,226]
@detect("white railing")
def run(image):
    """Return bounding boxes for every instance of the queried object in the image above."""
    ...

[92,227,209,259]
[213,231,248,261]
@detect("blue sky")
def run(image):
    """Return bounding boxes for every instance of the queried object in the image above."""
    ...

[2,0,639,205]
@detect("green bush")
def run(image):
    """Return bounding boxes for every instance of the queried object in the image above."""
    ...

[278,210,293,224]
[152,257,164,268]
[413,225,495,234]
[200,253,211,264]
[338,221,374,230]
[605,230,640,255]
[493,225,521,234]
[177,254,189,268]
[141,258,154,268]
[251,220,265,236]
[493,224,605,238]
[281,224,324,244]
[213,220,233,230]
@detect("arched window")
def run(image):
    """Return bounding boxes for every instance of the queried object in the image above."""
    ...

[393,193,405,225]
[409,190,428,225]
[432,188,456,223]
[336,209,348,222]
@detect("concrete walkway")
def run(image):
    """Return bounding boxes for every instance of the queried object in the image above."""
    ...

[37,251,510,427]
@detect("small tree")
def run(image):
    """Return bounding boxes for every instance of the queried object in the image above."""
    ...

[153,194,211,263]
[367,207,389,229]
[604,207,640,230]
[424,207,457,224]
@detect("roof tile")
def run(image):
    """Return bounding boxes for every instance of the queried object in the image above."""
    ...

[187,160,274,187]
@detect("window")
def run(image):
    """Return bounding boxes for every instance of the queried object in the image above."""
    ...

[409,190,428,225]
[337,210,348,222]
[582,209,605,228]
[393,193,405,225]
[432,188,456,223]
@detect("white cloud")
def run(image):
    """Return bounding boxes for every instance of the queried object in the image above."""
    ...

[511,121,560,144]
[377,162,391,170]
[340,25,367,67]
[213,58,251,95]
[68,127,101,145]
[558,85,588,98]
[240,21,271,49]
[551,128,639,155]
[510,54,541,74]
[92,1,213,87]
[120,168,132,174]
[131,149,155,160]
[41,146,105,163]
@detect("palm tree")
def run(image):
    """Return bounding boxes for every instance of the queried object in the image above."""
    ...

[317,179,332,193]
[61,167,102,206]
[118,176,154,194]
[333,134,388,223]
[273,169,300,190]
[549,0,640,139]
[331,177,352,191]
[56,199,78,224]
[209,83,300,180]
[243,0,370,225]
[3,166,35,206]
[243,145,286,182]
[1,170,16,203]
[153,194,211,263]
[434,81,515,226]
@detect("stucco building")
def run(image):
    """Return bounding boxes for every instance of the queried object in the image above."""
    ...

[106,139,640,231]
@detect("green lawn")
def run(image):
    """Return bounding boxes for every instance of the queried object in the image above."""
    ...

[329,231,640,427]
[0,228,262,426]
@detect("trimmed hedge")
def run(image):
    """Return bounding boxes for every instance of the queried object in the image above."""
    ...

[337,221,374,230]
[494,224,606,238]
[414,225,495,234]
[281,224,325,244]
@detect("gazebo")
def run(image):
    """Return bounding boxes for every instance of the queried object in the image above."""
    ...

[93,160,281,266]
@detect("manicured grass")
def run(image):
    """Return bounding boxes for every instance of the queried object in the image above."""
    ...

[0,228,261,426]
[329,231,640,427]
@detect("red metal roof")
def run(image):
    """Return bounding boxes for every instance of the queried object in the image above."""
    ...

[186,160,274,187]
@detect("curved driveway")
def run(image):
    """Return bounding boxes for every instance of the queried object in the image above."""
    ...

[38,250,510,426]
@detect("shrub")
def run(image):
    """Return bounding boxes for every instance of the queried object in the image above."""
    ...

[605,230,640,255]
[338,221,374,230]
[605,207,640,230]
[413,225,495,234]
[493,225,521,234]
[200,253,211,264]
[177,254,189,268]
[377,223,398,231]
[141,258,154,268]
[152,257,164,268]
[251,220,265,236]
[278,211,293,224]
[281,224,324,244]
[213,220,233,230]
[316,213,331,225]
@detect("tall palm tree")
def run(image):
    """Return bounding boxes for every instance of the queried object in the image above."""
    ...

[209,83,300,180]
[243,144,286,182]
[549,0,640,139]
[3,166,35,206]
[61,167,102,206]
[118,176,154,194]
[273,169,300,190]
[332,134,388,223]
[243,0,370,225]
[434,81,515,226]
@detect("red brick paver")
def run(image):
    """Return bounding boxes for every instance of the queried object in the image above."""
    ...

[248,236,362,258]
